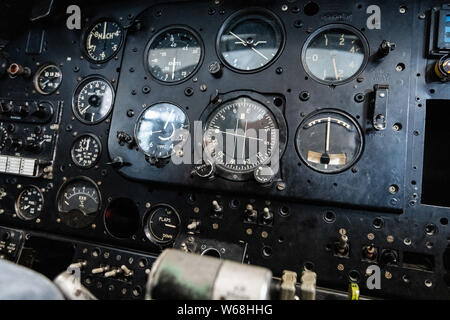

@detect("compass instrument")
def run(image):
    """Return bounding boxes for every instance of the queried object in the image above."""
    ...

[72,77,114,124]
[295,110,363,173]
[302,24,369,85]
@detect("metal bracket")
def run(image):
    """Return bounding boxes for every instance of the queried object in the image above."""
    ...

[372,84,389,131]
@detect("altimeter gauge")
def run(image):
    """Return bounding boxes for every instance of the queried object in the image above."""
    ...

[295,110,363,173]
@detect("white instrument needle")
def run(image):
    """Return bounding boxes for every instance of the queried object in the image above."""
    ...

[229,31,247,46]
[252,47,268,60]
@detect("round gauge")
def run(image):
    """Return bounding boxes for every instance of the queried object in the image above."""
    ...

[72,77,114,124]
[85,20,123,63]
[302,24,369,85]
[15,186,44,220]
[217,9,284,72]
[146,27,202,83]
[435,54,450,80]
[71,134,102,168]
[144,205,181,245]
[135,103,190,159]
[57,177,101,228]
[33,64,62,95]
[295,110,363,173]
[204,97,278,175]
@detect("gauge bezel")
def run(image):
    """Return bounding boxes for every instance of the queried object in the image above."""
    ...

[15,185,44,221]
[295,108,364,174]
[199,91,288,181]
[33,63,63,95]
[70,133,102,169]
[301,23,370,86]
[144,25,204,85]
[72,75,115,125]
[143,204,181,245]
[82,18,124,64]
[134,102,190,160]
[56,176,102,228]
[216,7,286,74]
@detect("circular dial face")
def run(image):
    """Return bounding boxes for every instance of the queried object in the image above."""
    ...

[145,205,181,244]
[71,134,101,168]
[296,110,363,173]
[147,28,202,83]
[135,103,190,159]
[204,97,278,174]
[33,64,62,95]
[303,25,368,84]
[73,78,114,124]
[218,10,284,72]
[85,20,123,62]
[437,54,450,78]
[57,178,101,228]
[15,186,44,220]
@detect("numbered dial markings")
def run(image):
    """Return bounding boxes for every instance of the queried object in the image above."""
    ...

[218,10,284,72]
[73,78,114,124]
[85,20,123,62]
[145,205,181,244]
[147,28,202,82]
[15,186,44,220]
[58,178,100,217]
[71,134,101,168]
[204,97,278,174]
[303,25,368,84]
[33,64,62,95]
[296,110,363,173]
[135,103,190,159]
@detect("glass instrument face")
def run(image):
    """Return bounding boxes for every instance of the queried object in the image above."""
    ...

[296,110,363,173]
[204,97,278,174]
[218,10,284,72]
[71,134,101,168]
[303,25,368,84]
[73,78,114,124]
[147,28,202,83]
[33,64,62,95]
[145,205,181,245]
[15,186,44,220]
[85,20,123,62]
[135,103,190,159]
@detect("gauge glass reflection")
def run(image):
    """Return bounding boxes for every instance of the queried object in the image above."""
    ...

[147,28,202,83]
[296,110,363,173]
[303,25,368,84]
[135,103,190,159]
[218,9,284,72]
